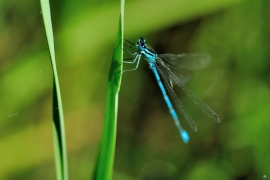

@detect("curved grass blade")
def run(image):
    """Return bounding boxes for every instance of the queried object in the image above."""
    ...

[40,0,68,180]
[93,0,124,179]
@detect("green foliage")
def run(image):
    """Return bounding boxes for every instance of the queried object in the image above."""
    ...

[0,0,270,179]
[93,8,124,180]
[40,0,68,179]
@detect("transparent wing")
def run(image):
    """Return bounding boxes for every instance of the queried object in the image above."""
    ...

[156,63,198,132]
[157,65,192,85]
[159,53,212,70]
[156,57,220,123]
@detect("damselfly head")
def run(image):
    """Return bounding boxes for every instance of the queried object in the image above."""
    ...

[137,37,146,49]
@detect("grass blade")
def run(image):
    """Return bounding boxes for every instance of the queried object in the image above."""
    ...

[93,1,124,179]
[40,0,68,180]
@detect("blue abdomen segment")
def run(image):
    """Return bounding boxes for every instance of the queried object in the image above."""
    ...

[151,65,189,143]
[180,130,189,144]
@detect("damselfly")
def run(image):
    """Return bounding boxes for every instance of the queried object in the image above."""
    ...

[123,37,220,143]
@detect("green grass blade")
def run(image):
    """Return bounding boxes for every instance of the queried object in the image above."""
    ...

[93,1,124,179]
[40,0,68,180]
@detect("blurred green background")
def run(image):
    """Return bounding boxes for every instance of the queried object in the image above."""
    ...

[0,0,270,179]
